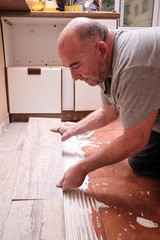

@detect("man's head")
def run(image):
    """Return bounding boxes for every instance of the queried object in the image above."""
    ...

[58,17,113,86]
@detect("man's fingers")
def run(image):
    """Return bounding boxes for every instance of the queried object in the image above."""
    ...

[61,132,69,141]
[56,176,64,188]
[50,127,59,132]
[56,176,71,191]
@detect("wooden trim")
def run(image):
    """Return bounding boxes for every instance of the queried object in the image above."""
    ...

[10,111,93,122]
[0,11,120,19]
[10,113,62,122]
[61,110,92,122]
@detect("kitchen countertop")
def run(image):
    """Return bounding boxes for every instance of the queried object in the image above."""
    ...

[0,0,120,19]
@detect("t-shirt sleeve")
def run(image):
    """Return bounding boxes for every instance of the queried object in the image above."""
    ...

[117,67,160,129]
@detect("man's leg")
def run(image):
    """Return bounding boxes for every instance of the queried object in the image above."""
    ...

[128,130,160,176]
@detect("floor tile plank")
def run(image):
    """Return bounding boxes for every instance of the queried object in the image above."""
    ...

[13,118,63,200]
[0,152,21,238]
[2,199,65,240]
[0,123,27,151]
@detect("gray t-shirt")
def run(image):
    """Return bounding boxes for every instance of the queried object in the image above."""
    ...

[100,27,160,132]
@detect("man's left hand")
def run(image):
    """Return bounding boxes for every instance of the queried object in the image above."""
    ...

[56,163,87,191]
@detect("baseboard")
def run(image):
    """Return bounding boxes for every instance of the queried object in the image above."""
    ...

[61,111,92,121]
[10,113,62,122]
[10,111,93,122]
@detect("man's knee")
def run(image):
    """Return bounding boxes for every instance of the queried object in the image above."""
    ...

[128,156,160,176]
[128,156,142,173]
[128,131,160,176]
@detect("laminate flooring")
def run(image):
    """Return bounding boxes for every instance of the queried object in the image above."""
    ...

[0,118,65,240]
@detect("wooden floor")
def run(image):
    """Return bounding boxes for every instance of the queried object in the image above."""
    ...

[0,118,65,240]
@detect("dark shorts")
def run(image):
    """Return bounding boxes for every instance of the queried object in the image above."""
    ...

[128,130,160,177]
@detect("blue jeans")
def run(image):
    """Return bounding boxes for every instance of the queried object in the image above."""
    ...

[128,130,160,177]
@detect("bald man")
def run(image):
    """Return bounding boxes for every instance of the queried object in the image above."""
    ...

[51,18,160,190]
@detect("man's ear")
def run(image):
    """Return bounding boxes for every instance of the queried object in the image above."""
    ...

[96,41,108,59]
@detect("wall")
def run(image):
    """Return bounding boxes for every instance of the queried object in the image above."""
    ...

[0,26,8,124]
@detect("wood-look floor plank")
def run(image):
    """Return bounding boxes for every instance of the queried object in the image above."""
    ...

[0,152,21,238]
[13,118,63,200]
[0,123,27,151]
[1,199,65,240]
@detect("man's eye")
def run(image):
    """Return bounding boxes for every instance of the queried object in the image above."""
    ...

[73,66,80,69]
[73,67,79,70]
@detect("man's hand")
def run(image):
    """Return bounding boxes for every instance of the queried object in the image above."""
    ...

[56,162,87,190]
[50,125,76,141]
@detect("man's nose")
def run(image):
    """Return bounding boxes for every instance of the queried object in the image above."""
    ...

[70,69,82,81]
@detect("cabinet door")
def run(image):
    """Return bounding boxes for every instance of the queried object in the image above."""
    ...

[75,82,102,111]
[62,68,74,111]
[8,67,61,113]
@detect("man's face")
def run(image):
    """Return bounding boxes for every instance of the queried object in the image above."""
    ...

[58,34,106,86]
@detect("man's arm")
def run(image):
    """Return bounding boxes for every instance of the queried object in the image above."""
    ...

[51,104,119,141]
[58,110,158,190]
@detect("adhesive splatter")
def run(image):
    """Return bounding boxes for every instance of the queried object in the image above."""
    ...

[136,217,158,228]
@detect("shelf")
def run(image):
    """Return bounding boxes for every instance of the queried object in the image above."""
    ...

[0,10,120,19]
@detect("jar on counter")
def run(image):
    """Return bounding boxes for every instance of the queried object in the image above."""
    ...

[27,0,46,11]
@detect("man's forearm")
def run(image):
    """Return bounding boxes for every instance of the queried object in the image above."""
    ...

[79,131,146,174]
[52,105,119,141]
[70,105,119,136]
[79,110,158,174]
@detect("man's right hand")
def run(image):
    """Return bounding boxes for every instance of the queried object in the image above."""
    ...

[50,125,76,141]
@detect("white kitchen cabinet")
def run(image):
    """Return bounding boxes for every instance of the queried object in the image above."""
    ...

[8,67,61,113]
[1,17,65,117]
[62,68,74,111]
[1,14,119,120]
[2,17,71,67]
[75,82,102,111]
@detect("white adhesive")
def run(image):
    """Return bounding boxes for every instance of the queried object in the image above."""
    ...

[136,217,158,228]
[129,224,136,229]
[62,132,99,158]
[64,190,100,240]
[117,233,123,240]
[62,131,100,191]
[94,199,110,209]
[62,129,110,240]
[77,131,95,139]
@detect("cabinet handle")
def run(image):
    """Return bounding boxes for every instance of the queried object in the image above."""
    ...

[28,68,41,75]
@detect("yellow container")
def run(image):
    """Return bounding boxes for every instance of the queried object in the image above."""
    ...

[65,5,82,12]
[28,0,46,11]
[43,8,60,11]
